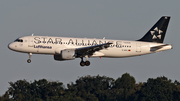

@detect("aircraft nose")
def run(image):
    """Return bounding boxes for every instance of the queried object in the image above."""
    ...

[8,43,15,50]
[8,43,12,50]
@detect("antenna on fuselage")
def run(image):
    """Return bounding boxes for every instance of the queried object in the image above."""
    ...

[31,33,34,36]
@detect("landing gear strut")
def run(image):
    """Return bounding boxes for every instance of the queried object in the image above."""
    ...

[80,56,90,66]
[27,53,32,63]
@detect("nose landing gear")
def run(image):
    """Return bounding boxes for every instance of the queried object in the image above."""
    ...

[27,53,32,63]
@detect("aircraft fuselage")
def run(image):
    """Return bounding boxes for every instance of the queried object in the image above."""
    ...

[8,36,172,58]
[8,16,172,66]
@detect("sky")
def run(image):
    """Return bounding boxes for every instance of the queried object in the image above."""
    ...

[0,0,180,95]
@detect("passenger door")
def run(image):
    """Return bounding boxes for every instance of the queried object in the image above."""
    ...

[136,43,141,52]
[28,36,34,47]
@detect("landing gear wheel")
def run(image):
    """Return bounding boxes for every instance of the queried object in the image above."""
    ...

[27,59,31,63]
[27,53,32,63]
[80,61,85,67]
[85,61,90,66]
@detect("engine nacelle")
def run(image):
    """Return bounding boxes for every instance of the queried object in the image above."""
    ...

[54,50,75,61]
[55,47,65,54]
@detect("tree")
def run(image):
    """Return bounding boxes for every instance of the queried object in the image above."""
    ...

[0,91,12,101]
[8,79,31,101]
[69,75,115,100]
[135,76,176,101]
[7,79,65,101]
[2,73,180,101]
[113,73,136,100]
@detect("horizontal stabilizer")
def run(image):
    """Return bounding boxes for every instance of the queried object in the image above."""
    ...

[150,44,172,51]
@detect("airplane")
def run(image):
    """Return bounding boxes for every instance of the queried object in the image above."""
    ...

[8,16,172,66]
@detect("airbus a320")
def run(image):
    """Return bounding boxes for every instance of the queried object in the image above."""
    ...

[8,16,172,66]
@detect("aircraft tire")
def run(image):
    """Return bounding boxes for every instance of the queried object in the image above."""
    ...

[85,61,90,66]
[80,61,85,67]
[27,59,31,63]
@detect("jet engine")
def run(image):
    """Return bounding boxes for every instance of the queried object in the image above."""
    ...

[54,50,76,61]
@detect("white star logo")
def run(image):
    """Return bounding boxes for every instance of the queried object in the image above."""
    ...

[151,27,163,40]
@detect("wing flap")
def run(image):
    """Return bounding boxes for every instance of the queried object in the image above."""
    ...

[92,52,104,57]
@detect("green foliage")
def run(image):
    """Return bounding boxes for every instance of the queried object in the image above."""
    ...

[7,79,64,101]
[133,76,180,101]
[113,73,136,100]
[1,73,180,101]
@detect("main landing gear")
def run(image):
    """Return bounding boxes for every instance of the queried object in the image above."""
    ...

[27,53,32,63]
[80,55,90,67]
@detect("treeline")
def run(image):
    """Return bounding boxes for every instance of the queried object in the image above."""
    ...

[0,73,180,101]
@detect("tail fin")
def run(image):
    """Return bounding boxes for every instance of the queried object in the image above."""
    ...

[138,16,170,43]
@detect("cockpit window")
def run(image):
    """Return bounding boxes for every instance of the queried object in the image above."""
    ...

[14,39,23,42]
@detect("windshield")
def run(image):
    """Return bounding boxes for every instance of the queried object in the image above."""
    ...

[14,39,23,42]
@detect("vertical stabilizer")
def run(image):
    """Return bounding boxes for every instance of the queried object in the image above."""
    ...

[138,16,170,43]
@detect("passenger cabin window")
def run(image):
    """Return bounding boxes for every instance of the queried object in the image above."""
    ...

[14,39,23,42]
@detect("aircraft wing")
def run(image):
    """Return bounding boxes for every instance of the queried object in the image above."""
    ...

[75,43,112,57]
